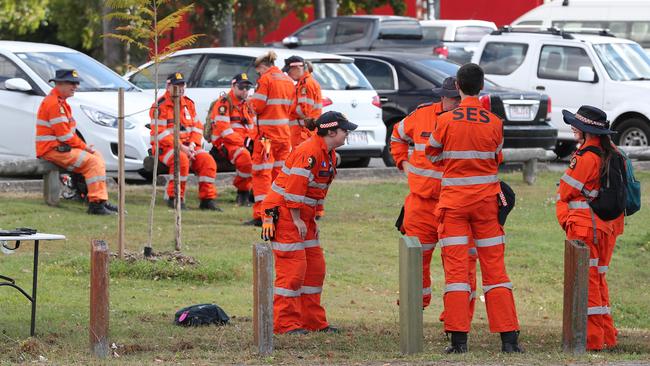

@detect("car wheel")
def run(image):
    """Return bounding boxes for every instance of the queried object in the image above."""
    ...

[554,140,577,159]
[382,120,399,167]
[615,118,650,147]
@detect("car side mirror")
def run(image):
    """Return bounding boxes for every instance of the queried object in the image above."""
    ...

[5,78,33,92]
[577,66,596,83]
[282,36,300,48]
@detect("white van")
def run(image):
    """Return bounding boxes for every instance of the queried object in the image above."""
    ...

[512,0,650,52]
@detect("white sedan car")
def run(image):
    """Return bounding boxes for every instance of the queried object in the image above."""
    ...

[0,41,153,174]
[125,47,386,167]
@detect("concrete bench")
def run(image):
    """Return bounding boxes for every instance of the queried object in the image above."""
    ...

[502,148,557,185]
[0,159,62,206]
[618,146,650,160]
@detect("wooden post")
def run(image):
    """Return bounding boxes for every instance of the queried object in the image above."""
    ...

[171,85,182,251]
[562,239,589,354]
[117,88,125,258]
[523,158,538,185]
[253,243,273,356]
[90,240,109,358]
[399,236,423,354]
[43,168,60,206]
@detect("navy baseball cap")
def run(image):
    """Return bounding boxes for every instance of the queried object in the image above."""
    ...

[432,76,460,98]
[282,55,305,73]
[49,69,81,83]
[166,72,186,85]
[316,111,358,132]
[232,72,253,86]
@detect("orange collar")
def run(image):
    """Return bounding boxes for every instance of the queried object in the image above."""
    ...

[298,71,311,84]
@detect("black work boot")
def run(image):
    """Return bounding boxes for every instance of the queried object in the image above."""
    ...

[236,190,251,207]
[103,201,118,212]
[87,201,115,215]
[444,332,468,354]
[501,330,524,353]
[284,328,308,335]
[317,326,340,334]
[199,199,223,212]
[244,218,263,227]
[166,198,187,210]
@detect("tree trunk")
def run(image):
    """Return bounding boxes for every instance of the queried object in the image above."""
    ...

[325,0,337,17]
[219,2,234,47]
[102,4,121,70]
[313,0,325,19]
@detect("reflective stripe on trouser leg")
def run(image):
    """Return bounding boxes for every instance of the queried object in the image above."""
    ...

[251,141,274,219]
[161,150,190,200]
[468,242,478,322]
[228,143,252,191]
[403,193,439,308]
[566,224,607,350]
[191,151,217,200]
[301,245,328,331]
[270,142,291,181]
[600,233,617,347]
[40,148,108,202]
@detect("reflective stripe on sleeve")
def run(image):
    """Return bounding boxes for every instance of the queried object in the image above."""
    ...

[290,167,313,179]
[308,181,329,189]
[251,93,267,101]
[429,135,442,148]
[236,170,252,178]
[221,128,234,137]
[57,132,74,142]
[442,174,499,186]
[151,129,173,142]
[413,143,426,151]
[36,119,50,127]
[36,135,57,141]
[298,97,315,105]
[254,194,266,202]
[561,173,585,191]
[273,161,285,167]
[252,163,274,171]
[397,122,412,143]
[407,164,442,179]
[50,116,69,125]
[267,98,293,106]
[482,282,513,293]
[212,116,229,123]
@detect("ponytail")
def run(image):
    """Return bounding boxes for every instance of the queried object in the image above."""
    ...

[599,134,617,176]
[255,51,277,67]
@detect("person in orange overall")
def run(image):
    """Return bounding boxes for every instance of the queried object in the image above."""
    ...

[260,111,357,335]
[207,73,255,206]
[391,77,478,315]
[36,69,117,215]
[426,64,521,353]
[284,56,322,147]
[246,51,296,226]
[556,105,621,351]
[150,72,220,211]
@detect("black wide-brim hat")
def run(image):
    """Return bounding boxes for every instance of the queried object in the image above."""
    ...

[49,69,81,83]
[432,76,460,98]
[562,105,615,135]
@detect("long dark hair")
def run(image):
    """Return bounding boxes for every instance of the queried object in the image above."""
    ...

[599,134,618,176]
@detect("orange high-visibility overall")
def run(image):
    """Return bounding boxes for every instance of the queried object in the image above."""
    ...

[150,91,216,201]
[289,70,322,147]
[249,66,295,219]
[209,91,254,192]
[427,96,519,334]
[390,102,478,312]
[36,88,108,203]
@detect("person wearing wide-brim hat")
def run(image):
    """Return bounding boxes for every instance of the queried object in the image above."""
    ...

[36,69,118,215]
[556,105,623,351]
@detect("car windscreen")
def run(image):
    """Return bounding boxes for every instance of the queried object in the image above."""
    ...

[16,52,135,91]
[310,61,373,90]
[593,42,650,81]
[410,59,497,87]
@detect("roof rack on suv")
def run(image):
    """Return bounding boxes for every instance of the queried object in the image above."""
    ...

[492,26,616,39]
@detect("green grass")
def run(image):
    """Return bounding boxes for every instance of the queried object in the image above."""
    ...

[0,172,649,365]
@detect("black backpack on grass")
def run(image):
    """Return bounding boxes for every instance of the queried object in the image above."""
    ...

[174,303,229,327]
[578,146,627,221]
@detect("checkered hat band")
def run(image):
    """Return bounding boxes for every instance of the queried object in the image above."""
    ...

[575,113,605,127]
[319,121,338,128]
[289,62,304,67]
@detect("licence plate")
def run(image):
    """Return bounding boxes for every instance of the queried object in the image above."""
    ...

[508,105,532,121]
[346,131,368,145]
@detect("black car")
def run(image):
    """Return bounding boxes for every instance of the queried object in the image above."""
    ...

[338,52,558,166]
[280,15,434,54]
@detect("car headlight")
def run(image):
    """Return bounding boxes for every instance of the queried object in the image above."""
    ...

[80,105,135,129]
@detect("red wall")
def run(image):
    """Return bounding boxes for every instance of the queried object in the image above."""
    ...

[439,0,543,27]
